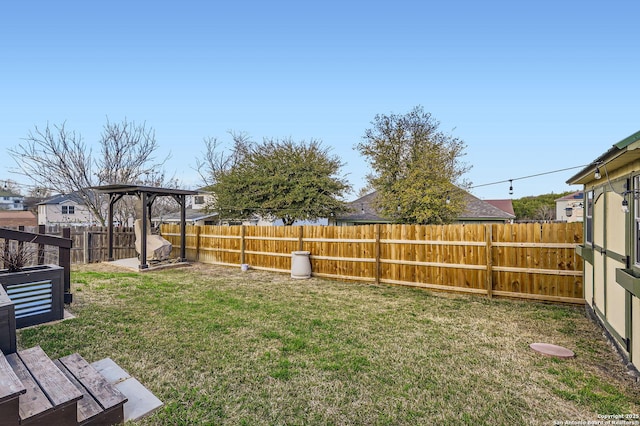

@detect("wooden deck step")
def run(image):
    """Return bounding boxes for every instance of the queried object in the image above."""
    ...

[6,346,82,426]
[0,351,25,426]
[56,353,128,426]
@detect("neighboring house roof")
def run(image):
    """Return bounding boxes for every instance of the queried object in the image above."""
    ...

[459,193,516,221]
[38,192,85,205]
[0,211,37,227]
[338,191,515,223]
[0,190,22,198]
[555,191,583,202]
[155,208,218,223]
[483,199,515,217]
[339,192,391,223]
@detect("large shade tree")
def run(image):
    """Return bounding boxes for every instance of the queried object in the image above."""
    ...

[356,106,471,224]
[9,118,176,225]
[200,136,352,225]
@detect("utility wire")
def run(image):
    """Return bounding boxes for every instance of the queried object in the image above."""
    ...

[470,164,591,189]
[5,163,595,197]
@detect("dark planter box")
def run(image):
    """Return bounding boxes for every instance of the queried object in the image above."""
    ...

[0,265,64,329]
[0,286,16,354]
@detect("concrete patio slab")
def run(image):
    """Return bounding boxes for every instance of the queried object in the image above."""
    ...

[92,357,163,422]
[107,257,191,272]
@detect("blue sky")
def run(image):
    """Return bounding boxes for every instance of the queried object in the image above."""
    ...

[1,0,639,200]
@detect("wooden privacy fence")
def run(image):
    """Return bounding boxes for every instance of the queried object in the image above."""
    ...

[12,226,136,264]
[161,222,584,304]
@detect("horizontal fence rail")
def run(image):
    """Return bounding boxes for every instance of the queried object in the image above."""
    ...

[9,225,137,264]
[161,222,584,304]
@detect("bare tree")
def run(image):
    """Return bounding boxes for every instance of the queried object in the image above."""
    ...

[26,186,52,199]
[196,131,254,187]
[0,179,23,195]
[9,119,173,225]
[534,205,555,221]
[97,118,163,184]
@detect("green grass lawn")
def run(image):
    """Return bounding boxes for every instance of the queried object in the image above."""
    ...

[18,263,640,425]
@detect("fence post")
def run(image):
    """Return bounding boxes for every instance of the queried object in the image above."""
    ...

[17,226,24,256]
[37,225,46,265]
[83,229,90,264]
[375,224,381,285]
[240,225,246,265]
[485,224,493,299]
[298,226,304,252]
[2,234,8,269]
[60,228,72,304]
[195,225,201,262]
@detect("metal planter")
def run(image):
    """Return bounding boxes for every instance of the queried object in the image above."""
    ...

[0,265,64,328]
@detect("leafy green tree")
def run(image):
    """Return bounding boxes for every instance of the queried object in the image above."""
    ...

[204,137,351,225]
[356,106,470,224]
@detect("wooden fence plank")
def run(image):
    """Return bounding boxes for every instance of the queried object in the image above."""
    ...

[158,222,585,304]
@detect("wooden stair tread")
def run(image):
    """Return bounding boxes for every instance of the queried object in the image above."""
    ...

[0,346,129,425]
[58,353,128,411]
[0,351,25,404]
[53,359,103,424]
[5,353,54,421]
[17,346,83,408]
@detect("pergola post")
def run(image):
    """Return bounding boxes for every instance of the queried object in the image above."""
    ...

[140,191,149,270]
[180,194,187,262]
[107,194,115,261]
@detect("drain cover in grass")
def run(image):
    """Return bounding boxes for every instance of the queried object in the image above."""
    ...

[530,343,575,359]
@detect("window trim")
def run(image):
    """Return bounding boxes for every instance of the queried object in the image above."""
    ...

[585,189,594,245]
[62,205,75,215]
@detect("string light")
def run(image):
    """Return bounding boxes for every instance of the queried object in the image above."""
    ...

[594,166,602,180]
[0,179,54,193]
[470,163,595,195]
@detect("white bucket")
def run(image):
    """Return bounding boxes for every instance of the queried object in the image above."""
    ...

[241,264,249,272]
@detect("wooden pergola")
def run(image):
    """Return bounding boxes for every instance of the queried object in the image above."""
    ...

[90,184,198,269]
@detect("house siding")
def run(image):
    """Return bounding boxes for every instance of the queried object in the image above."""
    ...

[555,193,584,222]
[38,201,97,226]
[0,193,25,211]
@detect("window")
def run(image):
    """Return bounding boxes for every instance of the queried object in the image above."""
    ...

[585,190,593,244]
[194,196,205,205]
[62,205,75,215]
